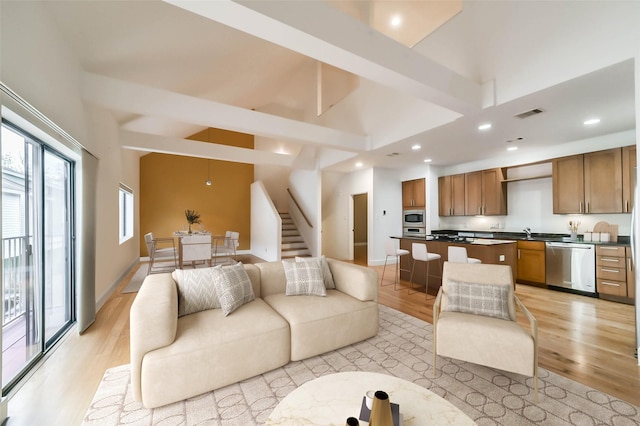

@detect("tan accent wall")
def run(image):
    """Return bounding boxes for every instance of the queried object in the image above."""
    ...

[139,129,254,256]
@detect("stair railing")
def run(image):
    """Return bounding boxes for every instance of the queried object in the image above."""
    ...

[287,188,313,228]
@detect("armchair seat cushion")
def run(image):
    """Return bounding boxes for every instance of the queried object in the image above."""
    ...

[436,311,535,377]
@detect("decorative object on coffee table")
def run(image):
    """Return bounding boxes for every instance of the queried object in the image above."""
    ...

[369,391,393,426]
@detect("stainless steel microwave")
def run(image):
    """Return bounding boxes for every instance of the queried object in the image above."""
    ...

[403,209,425,227]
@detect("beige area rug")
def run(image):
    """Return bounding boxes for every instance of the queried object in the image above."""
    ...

[82,305,640,425]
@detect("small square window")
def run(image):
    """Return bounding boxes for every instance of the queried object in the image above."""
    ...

[119,184,134,244]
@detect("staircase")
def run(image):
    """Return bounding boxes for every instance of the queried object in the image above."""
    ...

[280,213,310,258]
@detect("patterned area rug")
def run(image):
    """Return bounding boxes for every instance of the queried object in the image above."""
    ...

[82,305,640,425]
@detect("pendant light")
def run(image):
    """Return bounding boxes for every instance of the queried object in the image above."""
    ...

[205,159,212,186]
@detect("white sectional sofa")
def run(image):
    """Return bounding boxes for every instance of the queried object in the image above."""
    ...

[130,258,379,408]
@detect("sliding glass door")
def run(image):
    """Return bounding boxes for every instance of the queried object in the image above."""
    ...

[1,121,74,392]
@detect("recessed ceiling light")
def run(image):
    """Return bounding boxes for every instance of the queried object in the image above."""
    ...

[423,158,432,163]
[584,118,601,126]
[507,146,518,151]
[390,15,402,27]
[355,162,363,168]
[478,123,492,131]
[412,144,421,150]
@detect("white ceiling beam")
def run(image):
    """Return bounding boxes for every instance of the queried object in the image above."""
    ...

[120,130,296,167]
[165,0,484,115]
[82,72,369,152]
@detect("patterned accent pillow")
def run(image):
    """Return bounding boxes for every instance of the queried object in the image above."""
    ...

[295,255,336,289]
[211,262,255,316]
[283,259,327,296]
[173,268,220,317]
[444,280,511,320]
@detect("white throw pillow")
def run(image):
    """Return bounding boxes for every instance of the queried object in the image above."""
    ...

[444,280,511,321]
[283,260,327,296]
[173,268,220,317]
[211,262,255,316]
[295,255,336,289]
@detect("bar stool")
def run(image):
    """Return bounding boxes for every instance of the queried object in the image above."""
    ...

[447,246,481,264]
[380,238,411,290]
[409,243,441,298]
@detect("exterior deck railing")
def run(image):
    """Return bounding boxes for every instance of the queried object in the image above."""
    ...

[2,235,28,325]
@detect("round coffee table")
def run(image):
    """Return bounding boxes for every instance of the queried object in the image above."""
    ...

[266,371,475,425]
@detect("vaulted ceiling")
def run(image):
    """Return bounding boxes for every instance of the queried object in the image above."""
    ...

[42,0,637,172]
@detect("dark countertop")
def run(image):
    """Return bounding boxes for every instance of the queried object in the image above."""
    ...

[396,230,630,246]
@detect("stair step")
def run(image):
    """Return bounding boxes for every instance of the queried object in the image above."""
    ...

[282,230,300,237]
[282,224,297,230]
[282,242,307,249]
[282,248,311,258]
[282,235,304,243]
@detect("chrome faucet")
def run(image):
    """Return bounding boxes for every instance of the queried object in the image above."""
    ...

[523,227,532,238]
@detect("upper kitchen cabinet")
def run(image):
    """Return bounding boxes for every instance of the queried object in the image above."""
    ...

[553,148,623,214]
[402,178,426,208]
[464,168,507,216]
[438,174,465,216]
[552,154,585,213]
[622,145,636,213]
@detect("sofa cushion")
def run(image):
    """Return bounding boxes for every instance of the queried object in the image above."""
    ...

[140,299,290,408]
[172,268,220,317]
[295,255,336,289]
[264,290,378,361]
[211,262,255,316]
[283,260,326,296]
[444,280,511,321]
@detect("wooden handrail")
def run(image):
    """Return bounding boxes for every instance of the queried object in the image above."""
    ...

[287,188,313,228]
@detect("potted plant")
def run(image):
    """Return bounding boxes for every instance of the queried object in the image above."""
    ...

[185,209,201,234]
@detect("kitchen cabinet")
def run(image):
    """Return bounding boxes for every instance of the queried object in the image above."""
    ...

[596,245,628,299]
[553,148,623,214]
[622,145,636,213]
[403,178,426,208]
[584,148,623,213]
[438,174,465,216]
[464,168,507,216]
[516,240,546,285]
[626,246,635,301]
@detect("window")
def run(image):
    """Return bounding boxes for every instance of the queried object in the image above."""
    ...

[119,184,134,244]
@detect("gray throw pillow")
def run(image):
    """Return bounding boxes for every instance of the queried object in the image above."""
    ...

[283,259,327,296]
[444,280,511,321]
[173,268,220,317]
[295,255,336,289]
[211,262,255,316]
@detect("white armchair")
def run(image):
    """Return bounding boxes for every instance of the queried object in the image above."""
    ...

[433,261,538,402]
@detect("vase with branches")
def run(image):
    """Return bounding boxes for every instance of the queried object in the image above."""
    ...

[185,209,201,234]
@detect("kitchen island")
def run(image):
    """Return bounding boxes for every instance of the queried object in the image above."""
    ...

[393,236,517,294]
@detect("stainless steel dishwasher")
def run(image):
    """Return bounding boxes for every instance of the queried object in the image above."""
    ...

[545,242,596,295]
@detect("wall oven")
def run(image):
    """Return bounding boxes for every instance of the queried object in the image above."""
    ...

[403,209,425,228]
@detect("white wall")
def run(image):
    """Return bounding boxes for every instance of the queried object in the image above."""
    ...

[254,163,290,212]
[1,1,141,307]
[289,167,321,256]
[250,181,281,261]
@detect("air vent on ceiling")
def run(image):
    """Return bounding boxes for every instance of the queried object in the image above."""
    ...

[386,152,400,157]
[515,108,544,119]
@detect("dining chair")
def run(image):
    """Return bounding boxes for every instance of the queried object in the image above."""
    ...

[180,234,212,268]
[212,231,239,265]
[144,232,177,275]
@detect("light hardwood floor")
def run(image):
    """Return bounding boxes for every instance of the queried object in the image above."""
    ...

[5,260,639,426]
